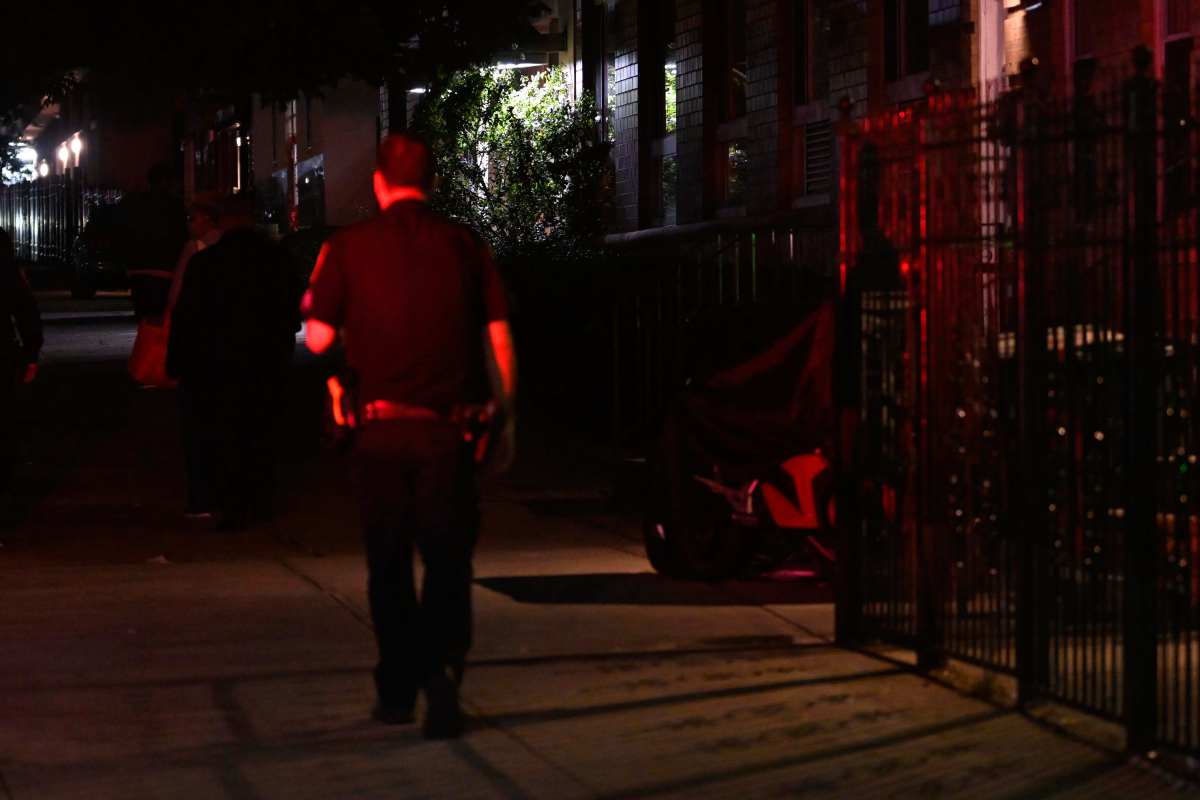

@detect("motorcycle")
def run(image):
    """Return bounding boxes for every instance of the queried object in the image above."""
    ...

[641,300,840,581]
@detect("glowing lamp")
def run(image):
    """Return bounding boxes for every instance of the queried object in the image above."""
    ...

[38,161,49,177]
[57,144,70,165]
[69,136,82,157]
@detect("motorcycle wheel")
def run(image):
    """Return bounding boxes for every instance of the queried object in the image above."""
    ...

[643,455,750,581]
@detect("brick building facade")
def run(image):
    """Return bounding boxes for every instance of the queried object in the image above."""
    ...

[585,0,1200,237]
[587,0,977,236]
[1003,0,1200,93]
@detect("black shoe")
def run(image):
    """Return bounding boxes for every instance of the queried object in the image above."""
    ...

[371,702,415,726]
[423,671,464,740]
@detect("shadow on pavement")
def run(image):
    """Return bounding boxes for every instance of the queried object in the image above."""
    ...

[480,666,907,729]
[476,572,832,606]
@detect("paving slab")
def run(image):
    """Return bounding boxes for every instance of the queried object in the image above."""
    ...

[1,325,1193,798]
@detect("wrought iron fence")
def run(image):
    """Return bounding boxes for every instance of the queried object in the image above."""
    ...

[837,49,1200,755]
[0,176,121,264]
[606,215,836,441]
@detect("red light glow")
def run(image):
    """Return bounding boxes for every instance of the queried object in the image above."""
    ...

[766,568,818,580]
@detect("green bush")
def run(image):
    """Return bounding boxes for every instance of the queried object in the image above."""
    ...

[411,66,611,267]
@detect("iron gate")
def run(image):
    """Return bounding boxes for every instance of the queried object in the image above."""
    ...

[0,175,121,264]
[837,49,1200,756]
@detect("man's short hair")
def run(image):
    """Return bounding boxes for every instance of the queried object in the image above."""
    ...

[377,134,434,190]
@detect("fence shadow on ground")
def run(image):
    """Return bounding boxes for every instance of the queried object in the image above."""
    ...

[476,572,832,606]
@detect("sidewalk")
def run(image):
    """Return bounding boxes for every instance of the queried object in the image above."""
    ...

[0,343,1193,798]
[1,518,1189,799]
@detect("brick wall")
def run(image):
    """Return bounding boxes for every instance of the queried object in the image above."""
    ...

[601,0,880,229]
[675,0,707,223]
[745,0,782,215]
[826,0,870,117]
[610,1,641,232]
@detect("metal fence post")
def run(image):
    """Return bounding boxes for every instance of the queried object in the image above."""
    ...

[914,90,947,672]
[1015,61,1051,705]
[1122,46,1159,754]
[834,102,863,645]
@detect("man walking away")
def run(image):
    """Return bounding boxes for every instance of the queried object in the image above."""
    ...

[304,133,516,739]
[0,228,42,498]
[166,195,304,528]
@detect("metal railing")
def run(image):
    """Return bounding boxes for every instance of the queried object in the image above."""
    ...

[837,48,1200,757]
[0,176,120,264]
[605,213,836,442]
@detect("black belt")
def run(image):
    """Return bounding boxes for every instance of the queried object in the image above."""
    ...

[361,400,441,423]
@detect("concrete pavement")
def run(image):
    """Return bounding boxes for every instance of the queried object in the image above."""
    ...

[0,312,1193,798]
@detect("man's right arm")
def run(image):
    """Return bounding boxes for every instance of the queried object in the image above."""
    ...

[304,242,343,354]
[306,318,337,354]
[484,320,517,413]
[476,239,516,471]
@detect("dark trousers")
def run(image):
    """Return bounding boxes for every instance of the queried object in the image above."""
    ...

[179,383,217,513]
[0,375,14,497]
[353,420,479,710]
[179,377,282,523]
[130,274,172,320]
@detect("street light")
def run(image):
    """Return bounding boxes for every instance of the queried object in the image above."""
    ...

[57,143,70,169]
[38,161,49,177]
[69,135,82,166]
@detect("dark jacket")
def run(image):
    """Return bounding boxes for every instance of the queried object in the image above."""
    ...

[166,228,304,384]
[3,264,42,370]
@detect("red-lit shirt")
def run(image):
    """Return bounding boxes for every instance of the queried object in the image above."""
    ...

[307,201,508,411]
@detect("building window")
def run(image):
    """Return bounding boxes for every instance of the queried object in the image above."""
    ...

[285,99,300,226]
[1168,0,1191,37]
[660,0,678,224]
[794,0,810,106]
[884,0,929,81]
[725,140,750,207]
[720,0,748,122]
[711,0,748,211]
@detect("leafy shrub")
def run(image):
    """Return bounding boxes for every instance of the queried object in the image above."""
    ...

[411,66,611,266]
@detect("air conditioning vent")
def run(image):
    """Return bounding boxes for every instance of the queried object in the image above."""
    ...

[804,120,833,195]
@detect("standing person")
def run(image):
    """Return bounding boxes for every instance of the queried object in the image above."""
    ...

[166,195,303,528]
[165,196,223,317]
[304,134,516,739]
[162,196,223,518]
[0,228,42,497]
[120,163,187,320]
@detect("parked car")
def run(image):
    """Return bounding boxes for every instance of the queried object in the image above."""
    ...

[69,204,125,298]
[643,301,839,580]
